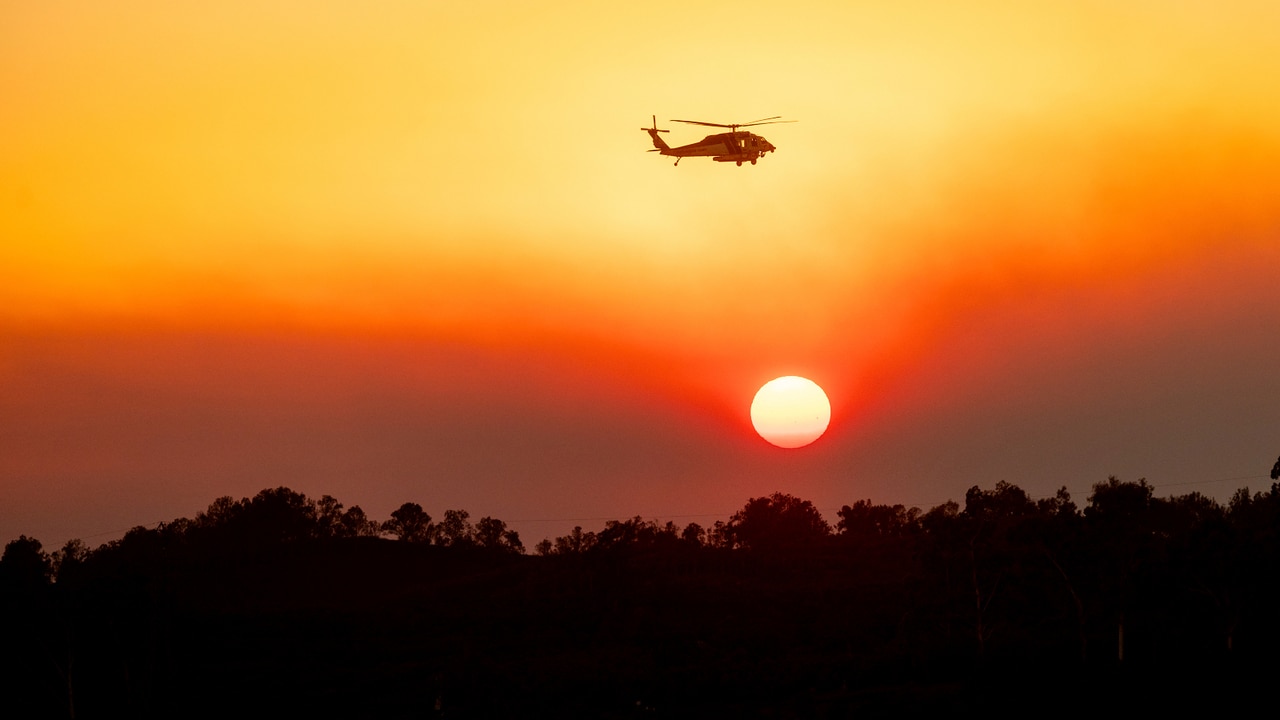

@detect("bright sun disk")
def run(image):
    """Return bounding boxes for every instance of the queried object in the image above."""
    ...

[750,376,831,449]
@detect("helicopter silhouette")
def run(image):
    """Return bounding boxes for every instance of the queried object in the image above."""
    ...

[641,115,795,166]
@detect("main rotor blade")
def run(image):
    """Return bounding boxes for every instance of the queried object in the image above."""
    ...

[671,117,797,129]
[671,119,735,128]
[740,118,797,128]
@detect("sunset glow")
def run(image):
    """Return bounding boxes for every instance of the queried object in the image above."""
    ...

[4,1,1280,545]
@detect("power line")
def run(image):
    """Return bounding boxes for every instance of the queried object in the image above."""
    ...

[1151,474,1269,490]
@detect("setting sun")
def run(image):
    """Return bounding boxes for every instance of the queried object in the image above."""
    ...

[750,376,831,449]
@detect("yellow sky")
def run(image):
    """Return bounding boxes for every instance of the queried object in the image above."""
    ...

[5,0,1280,546]
[4,1,1280,387]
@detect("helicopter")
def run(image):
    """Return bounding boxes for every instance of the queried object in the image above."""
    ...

[641,115,795,166]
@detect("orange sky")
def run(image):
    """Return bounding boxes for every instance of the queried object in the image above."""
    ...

[4,1,1280,545]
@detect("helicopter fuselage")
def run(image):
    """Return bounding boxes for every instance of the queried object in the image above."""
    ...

[666,132,775,163]
[642,115,788,166]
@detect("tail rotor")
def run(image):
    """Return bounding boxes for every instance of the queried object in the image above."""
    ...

[641,114,670,152]
[640,115,669,133]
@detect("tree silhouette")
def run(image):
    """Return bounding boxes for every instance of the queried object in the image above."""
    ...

[725,492,830,551]
[915,499,964,654]
[383,502,433,542]
[50,538,89,582]
[242,487,320,542]
[1033,486,1088,662]
[681,522,706,548]
[475,516,524,553]
[961,481,1037,659]
[316,494,346,537]
[836,499,920,546]
[436,509,475,547]
[551,526,596,554]
[339,505,381,537]
[1085,476,1157,662]
[0,535,51,589]
[0,536,63,717]
[7,481,1280,715]
[1160,492,1238,653]
[197,495,243,529]
[316,495,381,538]
[188,487,321,545]
[1087,476,1154,529]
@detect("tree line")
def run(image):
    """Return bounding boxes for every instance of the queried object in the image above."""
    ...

[3,486,526,584]
[3,475,1280,717]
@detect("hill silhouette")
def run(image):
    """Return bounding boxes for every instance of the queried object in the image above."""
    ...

[3,477,1279,717]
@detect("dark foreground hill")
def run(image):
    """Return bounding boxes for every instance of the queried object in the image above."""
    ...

[3,479,1279,717]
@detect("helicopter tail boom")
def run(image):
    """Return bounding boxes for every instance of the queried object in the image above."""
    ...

[643,128,670,152]
[641,115,670,152]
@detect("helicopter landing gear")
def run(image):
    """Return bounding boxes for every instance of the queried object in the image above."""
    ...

[736,160,742,166]
[750,158,757,165]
